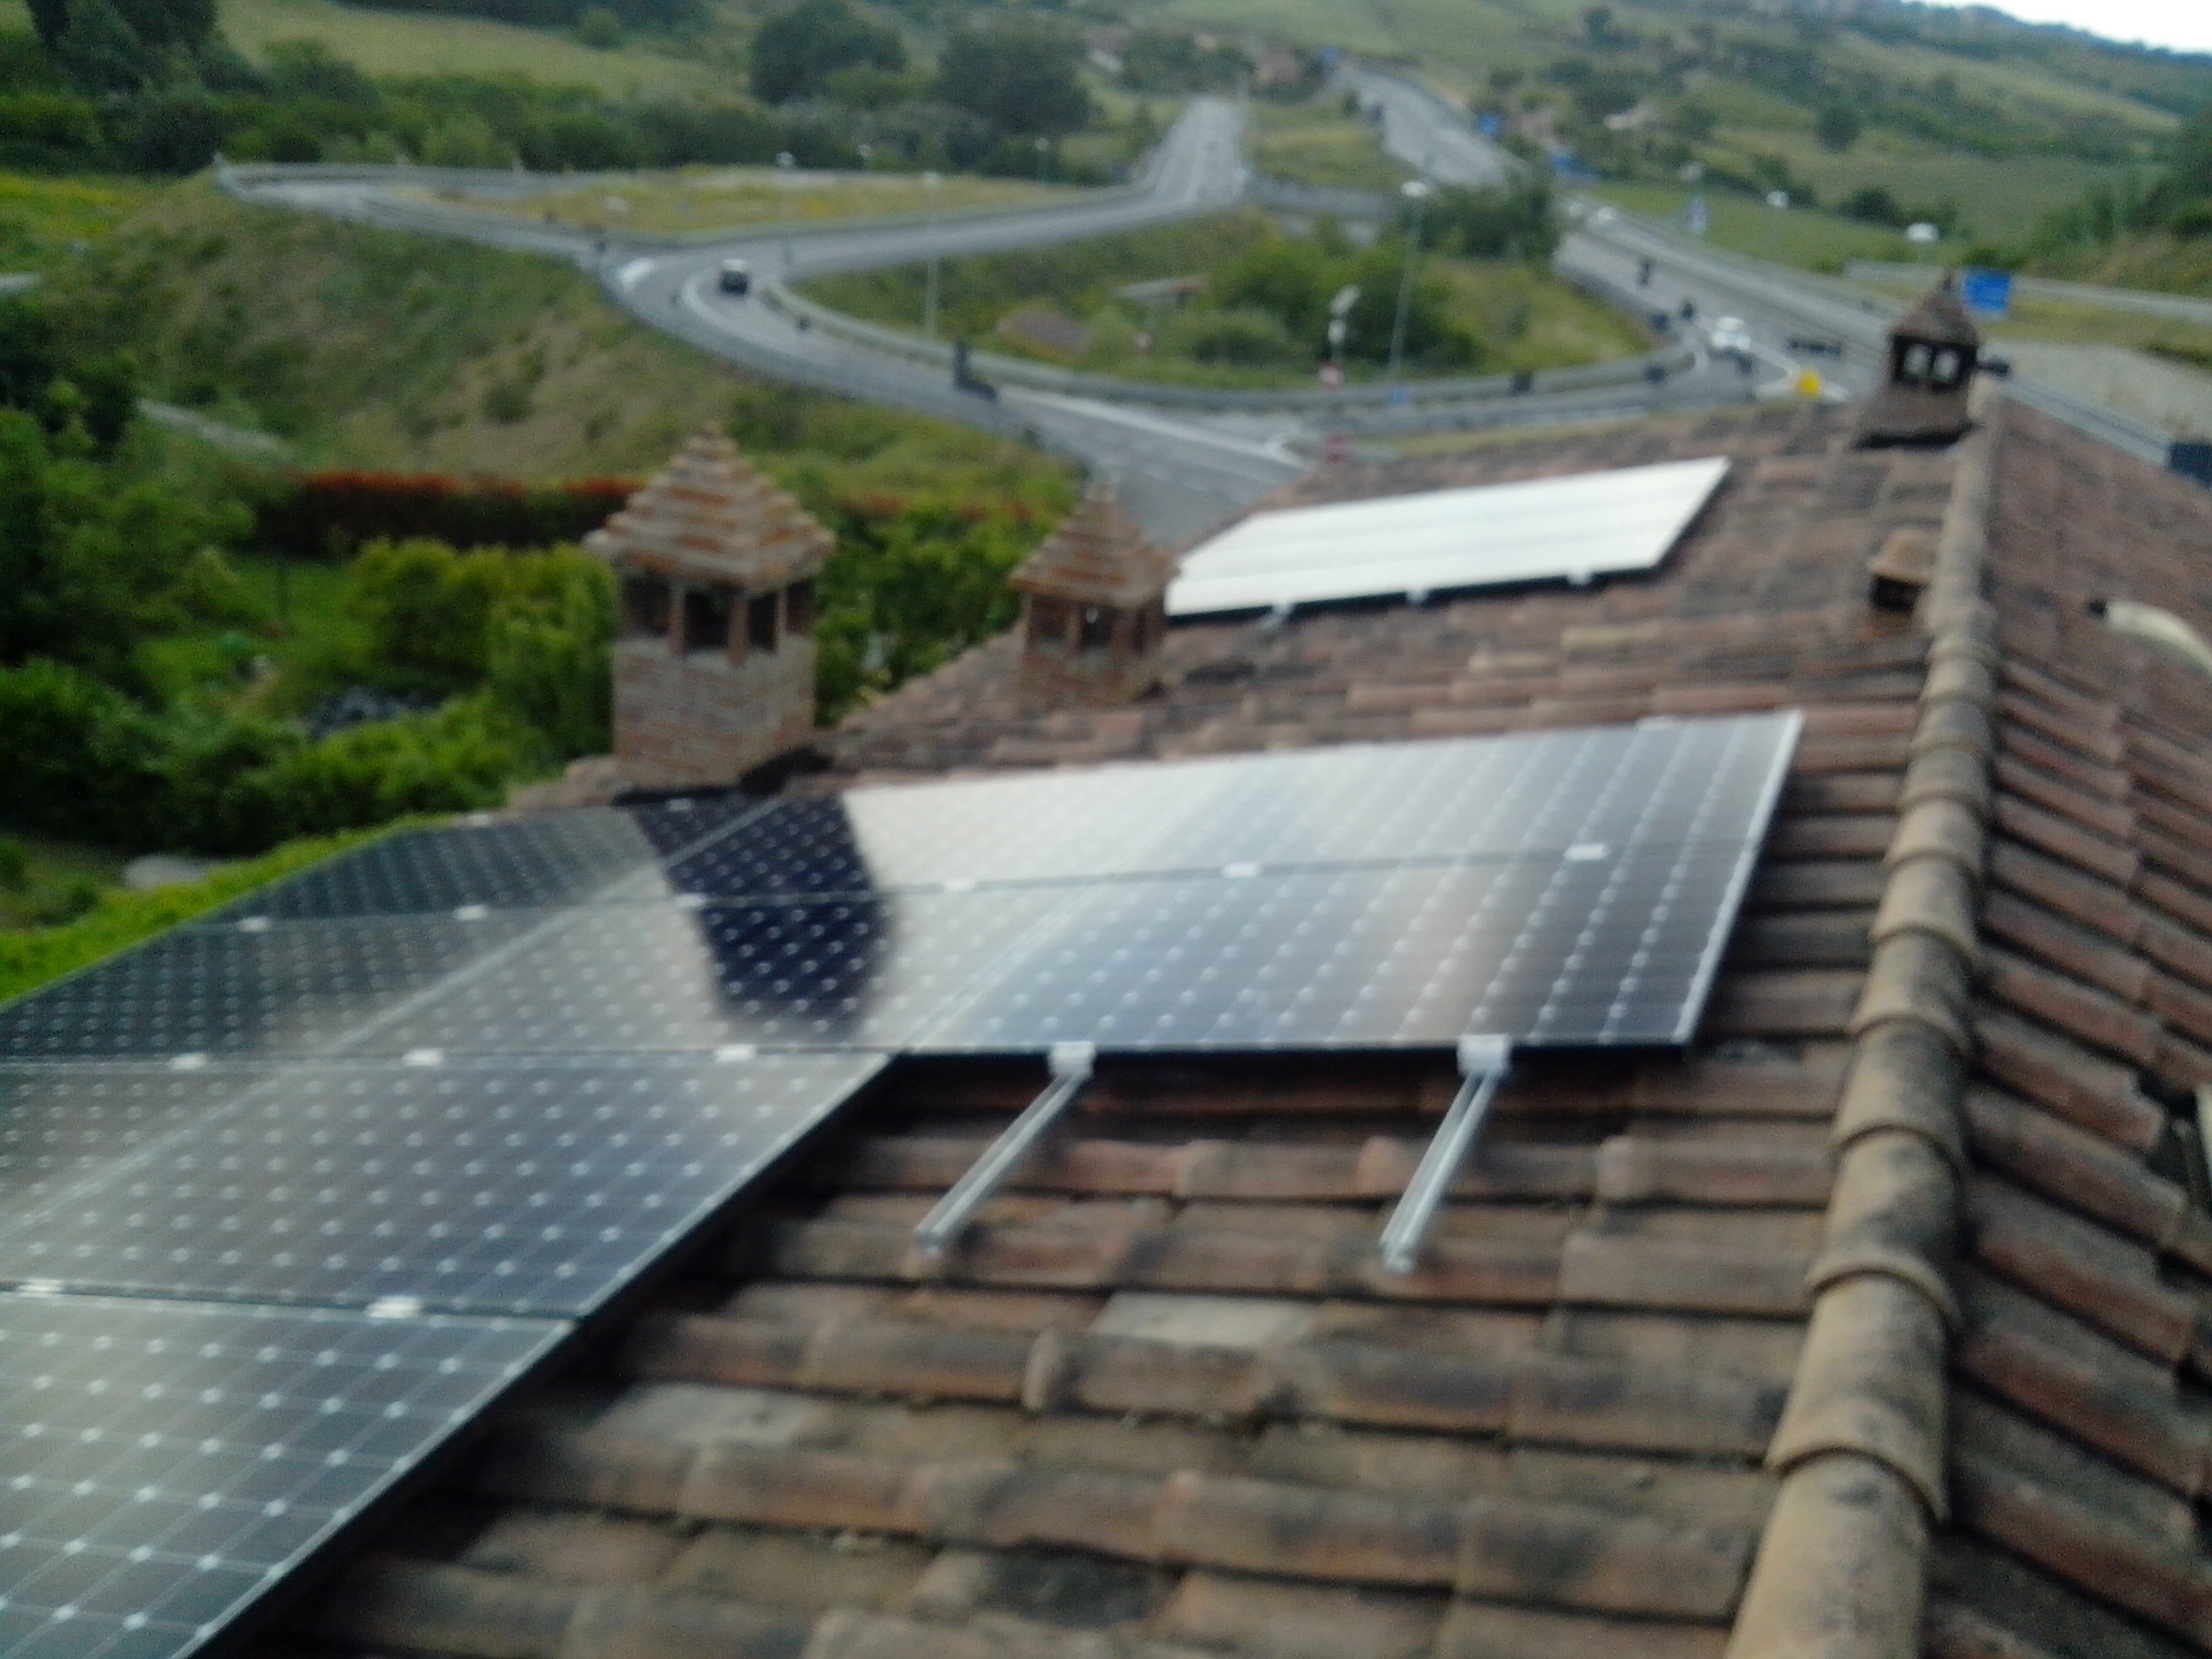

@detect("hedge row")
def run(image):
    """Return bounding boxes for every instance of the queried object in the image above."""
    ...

[257,471,637,559]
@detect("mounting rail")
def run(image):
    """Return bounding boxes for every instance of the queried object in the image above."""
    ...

[914,1042,1097,1258]
[1378,1035,1513,1275]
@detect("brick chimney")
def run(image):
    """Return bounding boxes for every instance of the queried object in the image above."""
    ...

[1008,482,1179,707]
[1856,274,1981,448]
[584,429,832,788]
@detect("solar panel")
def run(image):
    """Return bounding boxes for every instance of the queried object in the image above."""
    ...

[345,713,1799,1058]
[0,1065,273,1233]
[348,887,1072,1057]
[0,1052,882,1317]
[659,715,1778,899]
[1166,456,1732,618]
[0,710,1802,1654]
[0,1294,560,1659]
[0,913,536,1062]
[210,796,769,922]
[920,842,1759,1052]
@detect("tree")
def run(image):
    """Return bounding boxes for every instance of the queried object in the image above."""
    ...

[1816,104,1862,152]
[1120,28,1243,94]
[31,0,223,91]
[750,0,905,107]
[1422,180,1559,262]
[1839,184,1906,226]
[936,17,1090,138]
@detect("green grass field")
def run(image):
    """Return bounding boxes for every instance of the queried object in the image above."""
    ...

[1705,125,2120,240]
[0,826,393,1002]
[220,0,725,94]
[1250,98,1409,190]
[802,209,1647,389]
[0,173,164,274]
[1587,182,1914,273]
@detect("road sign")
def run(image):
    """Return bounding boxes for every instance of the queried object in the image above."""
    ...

[1961,268,2013,317]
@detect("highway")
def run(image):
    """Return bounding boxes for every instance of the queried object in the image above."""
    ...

[229,77,2174,547]
[232,101,1304,548]
[1351,67,2175,464]
[1340,64,1515,190]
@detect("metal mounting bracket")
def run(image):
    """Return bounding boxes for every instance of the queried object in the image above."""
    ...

[914,1042,1097,1258]
[1376,1034,1513,1276]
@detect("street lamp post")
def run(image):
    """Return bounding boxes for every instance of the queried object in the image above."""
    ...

[922,169,943,340]
[1386,179,1432,387]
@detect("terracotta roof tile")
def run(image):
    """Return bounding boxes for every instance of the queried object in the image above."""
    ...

[1007,482,1179,609]
[583,428,832,587]
[294,395,2212,1659]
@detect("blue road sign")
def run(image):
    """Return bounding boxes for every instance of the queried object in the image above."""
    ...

[1961,268,2013,317]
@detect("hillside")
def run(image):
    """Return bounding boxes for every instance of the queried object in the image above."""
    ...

[1162,0,2212,245]
[43,180,1069,504]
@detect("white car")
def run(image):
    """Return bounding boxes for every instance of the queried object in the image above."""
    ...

[1708,316,1753,356]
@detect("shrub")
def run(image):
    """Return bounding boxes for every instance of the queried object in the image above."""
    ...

[0,657,167,844]
[218,695,531,847]
[483,554,614,756]
[1421,181,1560,264]
[1170,306,1298,366]
[813,493,1037,720]
[344,538,614,726]
[255,472,635,560]
[573,6,622,47]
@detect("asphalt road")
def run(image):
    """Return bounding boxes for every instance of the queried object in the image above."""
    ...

[234,101,1304,548]
[1330,68,2174,462]
[1340,65,1514,190]
[232,81,2160,550]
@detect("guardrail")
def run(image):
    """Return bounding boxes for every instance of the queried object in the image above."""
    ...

[221,161,1147,256]
[763,264,1695,415]
[1248,175,1397,221]
[1845,261,2212,328]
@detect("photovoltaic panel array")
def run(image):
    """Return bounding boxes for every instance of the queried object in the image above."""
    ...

[0,1052,884,1317]
[0,712,1801,1656]
[0,1294,560,1659]
[1166,455,1732,617]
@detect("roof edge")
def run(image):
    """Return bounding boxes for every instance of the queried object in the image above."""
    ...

[1724,391,2008,1659]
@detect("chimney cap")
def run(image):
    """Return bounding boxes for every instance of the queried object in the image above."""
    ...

[1892,272,1982,350]
[584,427,832,587]
[1010,480,1181,609]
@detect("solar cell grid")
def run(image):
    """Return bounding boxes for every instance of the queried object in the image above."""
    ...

[0,913,533,1062]
[348,887,1072,1057]
[0,1066,272,1233]
[207,813,656,922]
[657,718,1793,903]
[0,712,1803,1658]
[0,1054,883,1316]
[0,1294,559,1659]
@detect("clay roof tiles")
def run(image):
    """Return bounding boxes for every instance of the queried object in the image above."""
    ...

[292,398,2212,1659]
[1007,479,1181,609]
[583,426,832,586]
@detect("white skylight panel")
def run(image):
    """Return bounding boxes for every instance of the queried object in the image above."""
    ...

[1166,455,1732,617]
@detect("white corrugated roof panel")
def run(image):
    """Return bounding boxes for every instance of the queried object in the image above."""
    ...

[1166,455,1732,617]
